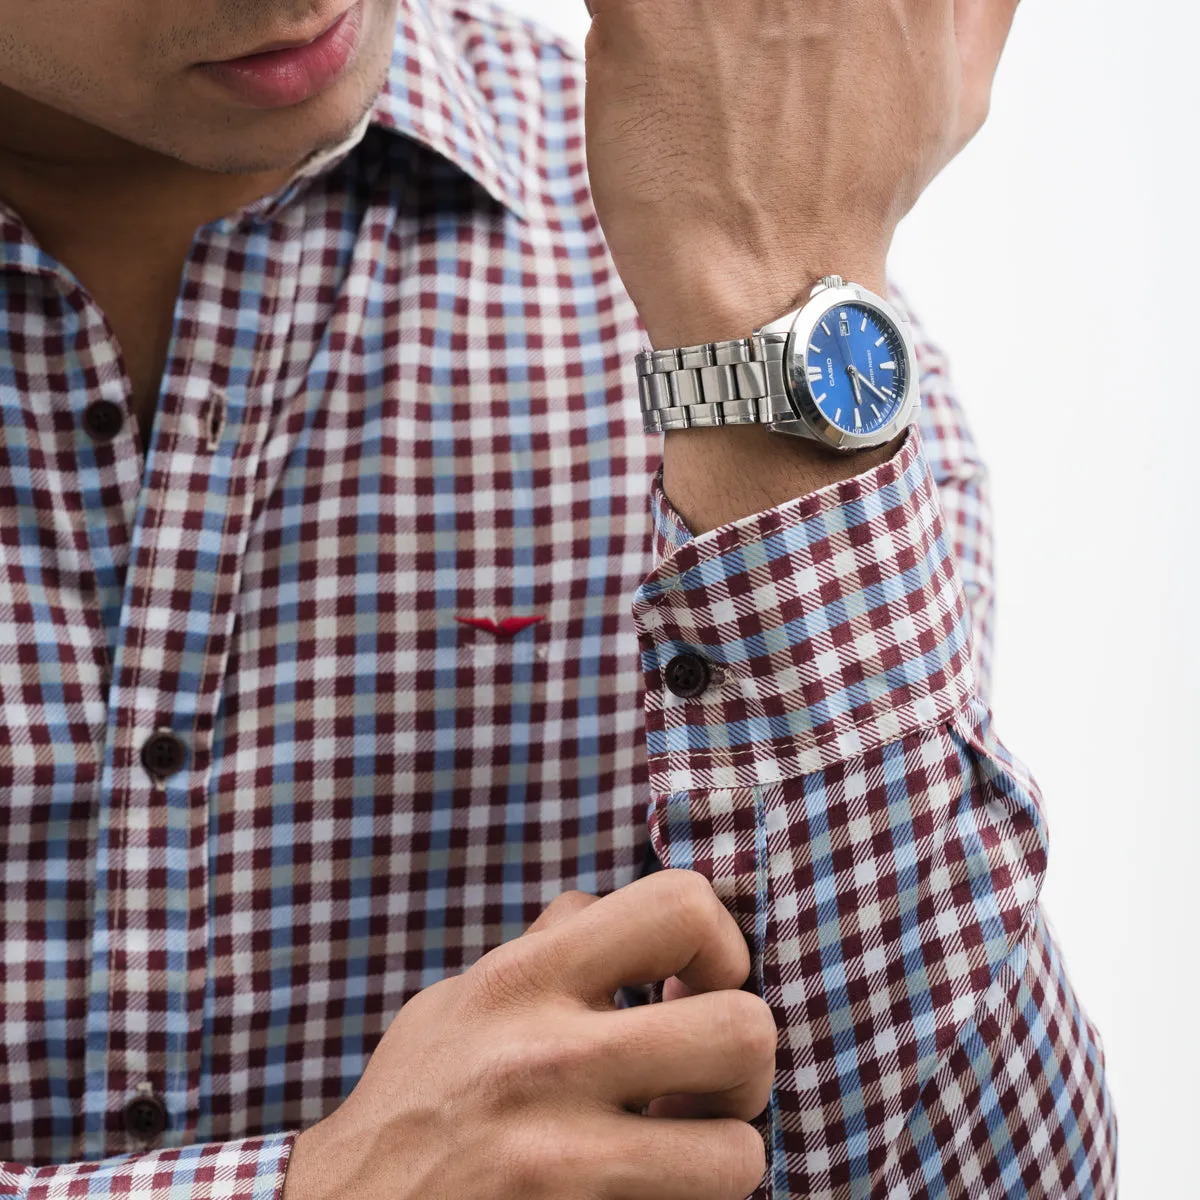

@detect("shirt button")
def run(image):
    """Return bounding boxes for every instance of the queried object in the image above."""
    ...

[141,730,188,781]
[124,1090,168,1143]
[81,399,125,444]
[664,653,712,699]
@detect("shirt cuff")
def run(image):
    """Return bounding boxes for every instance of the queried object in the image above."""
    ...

[0,1133,294,1200]
[633,429,975,794]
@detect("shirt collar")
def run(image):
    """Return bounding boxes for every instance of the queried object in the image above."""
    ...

[0,0,530,260]
[365,0,528,220]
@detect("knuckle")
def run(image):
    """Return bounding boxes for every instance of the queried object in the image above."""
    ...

[480,1023,580,1105]
[720,1122,768,1197]
[498,1118,581,1196]
[710,989,776,1063]
[742,993,780,1064]
[655,868,721,931]
[479,1036,542,1106]
[470,941,541,1010]
[545,890,594,920]
[963,86,992,140]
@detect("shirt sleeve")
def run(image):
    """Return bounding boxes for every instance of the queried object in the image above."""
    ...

[887,284,996,707]
[0,1134,294,1200]
[632,430,1051,1196]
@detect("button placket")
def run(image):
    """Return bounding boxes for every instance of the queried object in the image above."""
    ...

[85,387,274,1155]
[80,214,295,1156]
[53,287,144,665]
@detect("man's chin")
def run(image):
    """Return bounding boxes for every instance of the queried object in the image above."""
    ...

[189,109,376,177]
[167,84,381,177]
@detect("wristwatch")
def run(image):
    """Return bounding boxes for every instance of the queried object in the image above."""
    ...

[636,275,919,452]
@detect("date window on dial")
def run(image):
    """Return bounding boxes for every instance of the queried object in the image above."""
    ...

[839,312,850,336]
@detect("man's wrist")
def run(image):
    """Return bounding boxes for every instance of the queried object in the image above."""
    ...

[282,1116,349,1200]
[644,259,898,536]
[636,252,889,350]
[661,423,903,537]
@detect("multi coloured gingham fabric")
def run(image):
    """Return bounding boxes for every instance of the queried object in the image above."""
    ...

[0,1,1112,1198]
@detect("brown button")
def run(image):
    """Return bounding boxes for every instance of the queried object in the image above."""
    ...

[141,731,188,781]
[124,1091,168,1142]
[664,653,712,699]
[81,399,125,444]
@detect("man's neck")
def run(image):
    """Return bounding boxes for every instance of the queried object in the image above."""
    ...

[0,87,298,446]
[0,85,293,257]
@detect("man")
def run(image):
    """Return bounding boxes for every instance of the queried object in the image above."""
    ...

[0,0,1115,1196]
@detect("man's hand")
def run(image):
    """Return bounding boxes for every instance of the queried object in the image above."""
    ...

[582,0,1019,349]
[582,0,1019,533]
[282,871,776,1200]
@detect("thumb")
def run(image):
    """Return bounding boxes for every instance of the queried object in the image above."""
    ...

[661,975,696,1002]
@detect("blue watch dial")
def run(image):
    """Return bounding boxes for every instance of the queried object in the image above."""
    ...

[798,303,908,435]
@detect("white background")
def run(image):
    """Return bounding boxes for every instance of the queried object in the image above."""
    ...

[503,1,1198,1193]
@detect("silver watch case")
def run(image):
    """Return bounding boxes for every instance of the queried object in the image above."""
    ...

[758,279,920,452]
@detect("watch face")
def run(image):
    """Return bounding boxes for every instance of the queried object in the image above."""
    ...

[797,302,909,436]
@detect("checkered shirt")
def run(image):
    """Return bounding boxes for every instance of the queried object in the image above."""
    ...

[0,1,1114,1197]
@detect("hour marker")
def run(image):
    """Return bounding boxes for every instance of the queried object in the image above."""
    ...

[879,361,896,371]
[875,336,886,347]
[821,321,832,336]
[809,342,822,354]
[807,366,824,382]
[853,408,862,429]
[832,406,840,421]
[871,404,881,419]
[860,317,868,333]
[816,393,827,405]
[881,386,894,397]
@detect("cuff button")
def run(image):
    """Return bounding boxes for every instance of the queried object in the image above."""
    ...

[124,1089,168,1143]
[664,653,712,699]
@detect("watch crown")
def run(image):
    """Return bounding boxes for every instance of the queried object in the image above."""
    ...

[811,274,844,296]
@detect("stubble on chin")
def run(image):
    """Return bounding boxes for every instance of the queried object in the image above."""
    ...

[153,2,397,176]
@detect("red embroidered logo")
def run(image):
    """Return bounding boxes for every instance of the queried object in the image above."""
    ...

[454,615,543,639]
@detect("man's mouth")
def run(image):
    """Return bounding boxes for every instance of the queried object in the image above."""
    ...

[194,2,365,110]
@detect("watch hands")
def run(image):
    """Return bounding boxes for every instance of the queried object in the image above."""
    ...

[853,370,890,404]
[846,364,863,405]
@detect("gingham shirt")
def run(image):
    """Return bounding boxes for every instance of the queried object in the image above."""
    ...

[0,1,1115,1197]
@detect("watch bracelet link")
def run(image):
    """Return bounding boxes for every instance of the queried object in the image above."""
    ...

[636,332,797,434]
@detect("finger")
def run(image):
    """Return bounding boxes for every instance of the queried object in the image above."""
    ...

[505,869,751,1005]
[592,1112,767,1200]
[523,890,600,936]
[648,976,773,1121]
[586,989,776,1121]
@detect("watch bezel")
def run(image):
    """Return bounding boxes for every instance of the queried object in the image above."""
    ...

[766,282,920,451]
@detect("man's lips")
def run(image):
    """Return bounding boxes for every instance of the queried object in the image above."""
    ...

[195,2,364,110]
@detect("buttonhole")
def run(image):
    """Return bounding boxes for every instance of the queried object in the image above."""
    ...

[205,391,227,451]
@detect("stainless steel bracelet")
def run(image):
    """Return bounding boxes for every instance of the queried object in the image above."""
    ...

[635,332,799,434]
